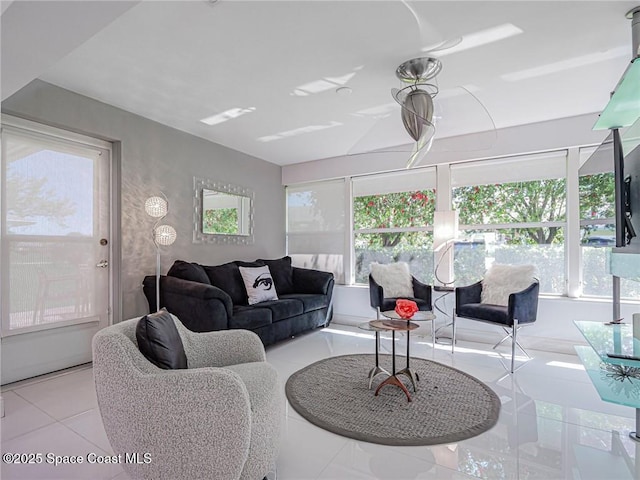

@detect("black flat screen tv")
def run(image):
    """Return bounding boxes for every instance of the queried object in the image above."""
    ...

[617,140,640,253]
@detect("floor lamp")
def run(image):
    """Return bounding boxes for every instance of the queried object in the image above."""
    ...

[145,194,177,312]
[433,210,459,287]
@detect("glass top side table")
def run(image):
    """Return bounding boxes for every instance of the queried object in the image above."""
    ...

[575,320,640,368]
[574,320,640,443]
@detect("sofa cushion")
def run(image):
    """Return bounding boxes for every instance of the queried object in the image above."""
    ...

[167,260,210,285]
[239,266,279,305]
[230,306,272,330]
[280,293,328,313]
[257,257,294,295]
[252,299,304,322]
[203,262,247,305]
[135,309,188,369]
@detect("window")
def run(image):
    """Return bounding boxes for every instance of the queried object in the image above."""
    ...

[286,180,345,283]
[451,152,567,294]
[352,168,436,284]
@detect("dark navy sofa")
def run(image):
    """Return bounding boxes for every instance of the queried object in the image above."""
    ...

[142,257,334,346]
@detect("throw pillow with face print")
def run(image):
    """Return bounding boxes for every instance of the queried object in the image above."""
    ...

[239,265,279,305]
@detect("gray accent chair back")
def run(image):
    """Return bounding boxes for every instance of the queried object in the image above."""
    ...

[92,315,283,480]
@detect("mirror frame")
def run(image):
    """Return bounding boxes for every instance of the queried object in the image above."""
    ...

[193,176,255,245]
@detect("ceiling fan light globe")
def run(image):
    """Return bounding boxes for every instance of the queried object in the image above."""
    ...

[401,89,434,141]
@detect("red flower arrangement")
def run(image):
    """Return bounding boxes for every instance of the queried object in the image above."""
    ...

[395,299,418,319]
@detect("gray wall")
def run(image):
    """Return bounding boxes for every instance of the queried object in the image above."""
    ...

[3,80,285,320]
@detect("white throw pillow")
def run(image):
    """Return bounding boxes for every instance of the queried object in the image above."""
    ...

[370,262,414,298]
[239,265,279,305]
[481,263,537,306]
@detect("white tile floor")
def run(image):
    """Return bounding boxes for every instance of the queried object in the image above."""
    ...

[1,323,638,480]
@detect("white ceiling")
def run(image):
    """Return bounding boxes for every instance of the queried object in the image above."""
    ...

[4,1,639,165]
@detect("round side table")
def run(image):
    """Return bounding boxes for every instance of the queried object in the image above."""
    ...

[369,318,420,402]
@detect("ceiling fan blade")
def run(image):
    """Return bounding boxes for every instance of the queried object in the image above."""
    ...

[400,0,444,51]
[406,127,436,168]
[347,110,415,157]
[422,37,463,54]
[429,86,497,153]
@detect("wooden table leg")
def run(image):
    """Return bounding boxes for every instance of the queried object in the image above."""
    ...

[375,375,412,402]
[368,330,389,389]
[373,330,412,402]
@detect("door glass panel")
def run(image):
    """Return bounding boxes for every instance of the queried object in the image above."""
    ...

[2,129,108,332]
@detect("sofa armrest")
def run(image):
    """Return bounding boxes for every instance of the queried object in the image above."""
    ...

[508,281,540,325]
[143,276,233,331]
[411,276,432,309]
[455,280,483,311]
[292,267,334,295]
[369,274,384,309]
[173,316,266,368]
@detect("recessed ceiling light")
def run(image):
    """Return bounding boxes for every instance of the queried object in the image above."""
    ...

[336,87,353,96]
[291,71,357,96]
[200,107,256,126]
[258,121,342,142]
[502,45,628,82]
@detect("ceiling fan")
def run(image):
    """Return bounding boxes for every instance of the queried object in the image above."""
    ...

[348,2,497,168]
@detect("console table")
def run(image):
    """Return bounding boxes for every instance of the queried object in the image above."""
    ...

[574,320,640,443]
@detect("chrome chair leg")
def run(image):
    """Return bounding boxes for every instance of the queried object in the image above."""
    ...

[451,311,456,354]
[493,327,531,358]
[511,318,518,373]
[492,331,511,350]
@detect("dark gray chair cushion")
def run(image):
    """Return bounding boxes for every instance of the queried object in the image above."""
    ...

[167,260,210,285]
[457,303,510,325]
[379,297,431,313]
[135,309,188,369]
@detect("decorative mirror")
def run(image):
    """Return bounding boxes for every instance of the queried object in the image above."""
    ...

[193,177,254,245]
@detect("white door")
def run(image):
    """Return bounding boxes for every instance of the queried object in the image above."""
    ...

[1,116,112,384]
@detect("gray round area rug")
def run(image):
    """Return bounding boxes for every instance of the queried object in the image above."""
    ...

[285,354,500,446]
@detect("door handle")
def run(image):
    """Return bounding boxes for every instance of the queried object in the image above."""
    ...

[96,260,109,268]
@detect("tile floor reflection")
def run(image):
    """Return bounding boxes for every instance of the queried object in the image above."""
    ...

[1,323,638,479]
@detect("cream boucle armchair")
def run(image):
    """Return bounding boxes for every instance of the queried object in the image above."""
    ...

[92,315,283,480]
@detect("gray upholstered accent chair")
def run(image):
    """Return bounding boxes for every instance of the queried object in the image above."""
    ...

[92,315,283,480]
[453,277,539,374]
